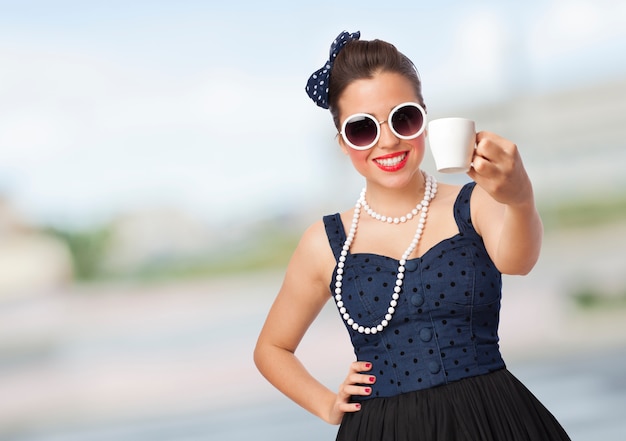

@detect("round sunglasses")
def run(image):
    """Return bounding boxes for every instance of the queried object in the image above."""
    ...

[339,102,427,150]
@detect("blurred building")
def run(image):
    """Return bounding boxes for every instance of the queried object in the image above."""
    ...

[102,207,214,274]
[453,77,626,199]
[0,197,73,299]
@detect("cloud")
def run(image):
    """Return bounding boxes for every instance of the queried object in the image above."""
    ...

[423,8,517,106]
[527,0,626,68]
[0,39,329,225]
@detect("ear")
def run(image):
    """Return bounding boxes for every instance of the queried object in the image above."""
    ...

[337,134,350,156]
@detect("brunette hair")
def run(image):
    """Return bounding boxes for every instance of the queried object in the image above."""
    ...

[327,39,426,129]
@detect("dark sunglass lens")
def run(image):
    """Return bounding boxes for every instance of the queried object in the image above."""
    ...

[345,116,377,146]
[392,105,423,137]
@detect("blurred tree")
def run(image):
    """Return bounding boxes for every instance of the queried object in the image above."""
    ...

[46,226,111,281]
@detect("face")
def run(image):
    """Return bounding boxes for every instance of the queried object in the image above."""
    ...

[336,71,426,190]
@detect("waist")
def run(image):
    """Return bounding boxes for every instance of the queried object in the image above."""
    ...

[354,343,505,400]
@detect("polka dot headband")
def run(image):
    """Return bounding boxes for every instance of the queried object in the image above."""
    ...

[305,30,361,109]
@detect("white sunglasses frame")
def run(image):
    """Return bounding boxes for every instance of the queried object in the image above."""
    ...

[339,102,427,150]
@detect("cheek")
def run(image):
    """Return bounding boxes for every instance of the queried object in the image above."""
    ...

[346,149,371,172]
[410,136,427,158]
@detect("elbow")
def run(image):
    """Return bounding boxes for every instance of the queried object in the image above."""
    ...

[509,265,534,276]
[497,256,539,276]
[253,339,265,373]
[253,337,276,376]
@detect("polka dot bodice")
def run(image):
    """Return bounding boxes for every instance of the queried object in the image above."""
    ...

[323,182,505,399]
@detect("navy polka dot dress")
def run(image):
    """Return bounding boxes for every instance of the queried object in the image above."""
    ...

[323,183,571,441]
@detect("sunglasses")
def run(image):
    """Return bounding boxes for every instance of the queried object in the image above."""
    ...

[339,102,427,150]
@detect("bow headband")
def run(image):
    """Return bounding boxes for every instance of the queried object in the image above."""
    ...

[305,30,361,109]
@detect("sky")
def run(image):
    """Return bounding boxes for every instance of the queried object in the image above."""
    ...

[1,0,625,228]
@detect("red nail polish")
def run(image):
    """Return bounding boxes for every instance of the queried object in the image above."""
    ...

[355,403,361,409]
[365,363,371,368]
[364,388,371,393]
[369,376,375,383]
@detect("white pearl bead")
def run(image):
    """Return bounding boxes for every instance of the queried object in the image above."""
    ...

[332,172,436,335]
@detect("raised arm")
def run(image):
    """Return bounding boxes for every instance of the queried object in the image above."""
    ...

[467,131,543,275]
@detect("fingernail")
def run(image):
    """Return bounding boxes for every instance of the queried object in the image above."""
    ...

[369,376,375,383]
[364,388,371,394]
[355,403,361,409]
[364,363,371,368]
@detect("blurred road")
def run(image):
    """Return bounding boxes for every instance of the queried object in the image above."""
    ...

[1,271,625,441]
[1,224,626,440]
[4,347,626,441]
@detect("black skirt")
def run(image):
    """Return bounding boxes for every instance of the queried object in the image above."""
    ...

[336,368,571,441]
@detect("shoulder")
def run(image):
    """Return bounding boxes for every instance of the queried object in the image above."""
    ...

[430,181,465,213]
[467,182,505,237]
[437,181,465,201]
[299,219,331,252]
[287,219,336,280]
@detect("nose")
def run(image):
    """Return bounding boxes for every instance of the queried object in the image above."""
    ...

[377,120,400,149]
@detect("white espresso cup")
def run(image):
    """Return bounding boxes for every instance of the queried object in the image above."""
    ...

[427,118,476,173]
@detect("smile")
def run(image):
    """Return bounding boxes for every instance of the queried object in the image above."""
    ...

[374,152,408,170]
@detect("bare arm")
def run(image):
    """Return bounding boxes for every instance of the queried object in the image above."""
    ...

[467,131,543,275]
[253,220,374,424]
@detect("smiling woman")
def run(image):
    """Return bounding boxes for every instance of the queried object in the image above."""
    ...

[254,30,571,441]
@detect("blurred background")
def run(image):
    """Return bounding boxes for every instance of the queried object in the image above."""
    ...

[1,0,626,440]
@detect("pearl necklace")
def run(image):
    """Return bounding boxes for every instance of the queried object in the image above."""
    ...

[334,172,437,335]
[361,194,422,224]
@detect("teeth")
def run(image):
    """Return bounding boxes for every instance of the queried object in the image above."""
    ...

[375,153,406,167]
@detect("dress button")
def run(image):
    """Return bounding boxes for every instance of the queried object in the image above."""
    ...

[404,260,419,272]
[419,327,432,342]
[410,294,425,307]
[428,361,441,374]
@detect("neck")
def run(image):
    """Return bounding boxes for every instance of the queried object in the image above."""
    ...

[363,171,428,217]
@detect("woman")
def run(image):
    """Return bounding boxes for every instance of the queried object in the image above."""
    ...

[254,30,571,440]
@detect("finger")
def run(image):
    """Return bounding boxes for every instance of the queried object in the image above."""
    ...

[469,154,498,178]
[353,361,372,373]
[338,402,362,413]
[476,131,519,165]
[342,384,373,397]
[347,372,376,385]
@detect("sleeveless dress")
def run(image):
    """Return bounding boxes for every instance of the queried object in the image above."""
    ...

[323,182,571,441]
